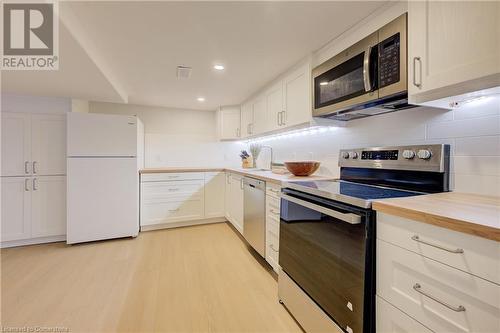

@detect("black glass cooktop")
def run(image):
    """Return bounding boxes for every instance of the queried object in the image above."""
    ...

[284,180,423,208]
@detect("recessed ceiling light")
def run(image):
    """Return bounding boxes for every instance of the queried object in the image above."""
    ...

[213,64,225,70]
[319,81,329,86]
[197,97,205,102]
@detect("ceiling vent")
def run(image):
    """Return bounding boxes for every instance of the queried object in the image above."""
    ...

[176,65,192,79]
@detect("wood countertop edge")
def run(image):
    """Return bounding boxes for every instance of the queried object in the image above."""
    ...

[373,201,500,242]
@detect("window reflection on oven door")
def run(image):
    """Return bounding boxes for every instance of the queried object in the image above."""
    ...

[279,192,374,333]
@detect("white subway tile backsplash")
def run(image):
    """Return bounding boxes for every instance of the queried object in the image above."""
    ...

[427,115,500,139]
[453,174,500,196]
[454,156,500,176]
[455,136,500,156]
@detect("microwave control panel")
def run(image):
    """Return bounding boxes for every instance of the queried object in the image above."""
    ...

[378,33,400,88]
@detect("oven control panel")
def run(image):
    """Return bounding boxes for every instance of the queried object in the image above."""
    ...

[339,145,449,173]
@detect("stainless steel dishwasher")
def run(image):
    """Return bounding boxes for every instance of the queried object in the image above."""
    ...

[243,177,266,257]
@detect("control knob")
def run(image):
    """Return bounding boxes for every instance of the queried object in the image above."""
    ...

[417,149,432,160]
[341,151,350,159]
[402,150,416,159]
[350,152,358,159]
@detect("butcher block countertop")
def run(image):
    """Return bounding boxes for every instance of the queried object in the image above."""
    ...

[373,192,500,242]
[140,167,334,185]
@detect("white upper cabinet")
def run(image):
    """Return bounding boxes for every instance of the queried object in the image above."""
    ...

[408,1,500,104]
[283,63,311,127]
[266,81,285,131]
[1,112,31,176]
[252,96,267,135]
[240,102,254,138]
[218,106,241,140]
[31,114,66,176]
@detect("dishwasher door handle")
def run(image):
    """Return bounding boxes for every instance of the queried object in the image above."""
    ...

[281,193,361,225]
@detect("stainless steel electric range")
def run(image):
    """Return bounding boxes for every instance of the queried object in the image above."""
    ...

[277,144,450,333]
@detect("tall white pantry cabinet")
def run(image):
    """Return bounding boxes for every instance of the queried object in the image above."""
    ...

[1,112,67,247]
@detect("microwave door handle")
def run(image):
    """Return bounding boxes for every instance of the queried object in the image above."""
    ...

[281,193,361,225]
[363,46,372,92]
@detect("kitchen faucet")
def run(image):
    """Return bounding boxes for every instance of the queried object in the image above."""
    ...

[260,146,273,171]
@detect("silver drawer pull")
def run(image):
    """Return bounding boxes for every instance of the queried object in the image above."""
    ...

[25,178,30,191]
[281,193,361,224]
[32,161,37,174]
[25,161,30,174]
[413,283,466,312]
[269,209,280,215]
[270,244,279,252]
[411,235,464,254]
[168,188,180,192]
[168,209,179,212]
[168,175,179,179]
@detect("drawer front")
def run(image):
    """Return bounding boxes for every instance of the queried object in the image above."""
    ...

[377,296,433,333]
[266,183,281,198]
[377,212,500,285]
[141,180,204,200]
[141,172,204,182]
[266,230,280,272]
[266,213,280,237]
[377,239,500,333]
[267,195,280,210]
[141,198,204,226]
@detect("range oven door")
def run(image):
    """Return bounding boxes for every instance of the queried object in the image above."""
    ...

[312,32,379,117]
[279,189,375,333]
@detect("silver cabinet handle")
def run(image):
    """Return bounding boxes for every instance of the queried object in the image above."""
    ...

[277,112,281,126]
[413,57,422,88]
[281,193,361,224]
[32,178,38,191]
[270,244,279,252]
[269,209,280,215]
[247,123,251,135]
[168,188,180,192]
[25,161,30,174]
[32,161,37,174]
[363,46,373,92]
[240,178,244,190]
[168,209,179,212]
[413,283,465,312]
[249,123,253,134]
[281,111,286,126]
[411,235,464,254]
[167,175,179,179]
[25,178,30,191]
[227,174,231,184]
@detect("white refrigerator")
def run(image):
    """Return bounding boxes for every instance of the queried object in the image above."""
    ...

[66,112,144,244]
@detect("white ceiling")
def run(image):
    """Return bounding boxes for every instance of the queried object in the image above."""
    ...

[2,1,388,110]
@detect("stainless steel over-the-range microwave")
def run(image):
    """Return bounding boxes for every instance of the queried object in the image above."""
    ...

[312,14,413,120]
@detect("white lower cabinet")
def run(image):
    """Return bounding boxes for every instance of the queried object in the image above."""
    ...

[376,213,500,333]
[140,171,226,229]
[1,176,66,246]
[377,296,432,333]
[265,183,281,273]
[225,173,244,234]
[204,172,225,218]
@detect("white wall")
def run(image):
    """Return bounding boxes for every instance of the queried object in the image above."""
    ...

[89,102,243,168]
[1,93,71,114]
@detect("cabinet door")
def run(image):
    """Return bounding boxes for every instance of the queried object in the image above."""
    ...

[31,176,66,238]
[31,114,66,176]
[1,112,31,177]
[252,96,267,135]
[230,174,244,234]
[284,64,311,127]
[1,177,31,242]
[408,1,500,101]
[224,173,232,221]
[240,102,254,137]
[376,296,433,333]
[204,172,225,218]
[219,106,241,140]
[266,82,284,131]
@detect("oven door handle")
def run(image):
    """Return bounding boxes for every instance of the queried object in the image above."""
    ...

[363,46,373,92]
[281,193,361,225]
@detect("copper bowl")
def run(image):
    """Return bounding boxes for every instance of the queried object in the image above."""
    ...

[284,161,320,176]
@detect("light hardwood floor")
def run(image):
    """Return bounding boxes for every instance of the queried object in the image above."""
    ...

[1,222,302,333]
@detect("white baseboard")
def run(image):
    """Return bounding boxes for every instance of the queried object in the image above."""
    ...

[140,217,227,232]
[1,235,66,249]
